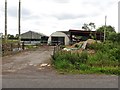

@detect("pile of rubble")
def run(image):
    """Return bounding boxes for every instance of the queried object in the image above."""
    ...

[37,63,51,70]
[63,39,100,53]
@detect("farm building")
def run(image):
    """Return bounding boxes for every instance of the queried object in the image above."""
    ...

[48,30,103,45]
[69,29,104,43]
[48,31,70,45]
[21,31,48,45]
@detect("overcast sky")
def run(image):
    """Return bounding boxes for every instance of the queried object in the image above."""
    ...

[0,0,119,36]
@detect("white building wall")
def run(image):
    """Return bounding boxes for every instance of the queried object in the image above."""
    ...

[48,31,70,45]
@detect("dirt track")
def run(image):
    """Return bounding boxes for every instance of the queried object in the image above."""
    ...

[2,46,54,74]
[2,46,118,88]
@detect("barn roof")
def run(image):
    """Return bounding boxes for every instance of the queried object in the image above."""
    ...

[69,29,103,35]
[21,31,47,36]
[54,31,70,36]
[21,31,48,39]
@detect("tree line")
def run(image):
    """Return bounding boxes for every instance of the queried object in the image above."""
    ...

[2,34,19,40]
[82,22,120,42]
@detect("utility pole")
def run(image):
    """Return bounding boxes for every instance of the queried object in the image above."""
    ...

[18,0,21,42]
[118,1,120,33]
[104,16,107,42]
[5,0,7,43]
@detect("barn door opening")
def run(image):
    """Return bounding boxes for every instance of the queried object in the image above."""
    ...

[51,37,65,45]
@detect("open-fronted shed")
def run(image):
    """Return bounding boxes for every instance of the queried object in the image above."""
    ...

[21,31,48,45]
[69,29,104,43]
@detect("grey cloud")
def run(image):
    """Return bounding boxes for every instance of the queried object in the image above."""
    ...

[22,8,31,17]
[8,7,31,18]
[38,0,70,3]
[22,8,39,20]
[8,7,17,17]
[51,0,70,3]
[53,14,86,20]
[52,13,99,20]
[5,6,37,21]
[22,15,40,21]
[0,7,3,12]
[34,21,41,25]
[35,0,70,4]
[7,7,40,21]
[82,0,115,9]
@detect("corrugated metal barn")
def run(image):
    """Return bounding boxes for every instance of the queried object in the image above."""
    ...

[21,31,48,45]
[48,31,70,45]
[48,30,103,46]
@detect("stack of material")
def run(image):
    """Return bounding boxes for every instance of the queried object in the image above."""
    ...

[86,39,96,45]
[87,39,101,45]
[63,39,101,52]
[81,41,87,50]
[71,42,84,48]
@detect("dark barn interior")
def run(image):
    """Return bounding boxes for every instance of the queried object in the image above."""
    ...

[69,29,104,43]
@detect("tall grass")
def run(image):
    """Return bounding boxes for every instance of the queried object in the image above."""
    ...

[52,41,120,75]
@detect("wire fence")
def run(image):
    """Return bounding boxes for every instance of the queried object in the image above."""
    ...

[2,42,24,56]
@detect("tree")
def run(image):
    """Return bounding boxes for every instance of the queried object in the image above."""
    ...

[15,34,19,39]
[97,25,116,33]
[89,22,95,31]
[96,25,116,40]
[82,22,96,39]
[82,22,96,31]
[82,23,90,31]
[108,33,120,42]
[7,34,15,39]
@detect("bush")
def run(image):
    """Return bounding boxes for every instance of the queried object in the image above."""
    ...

[108,33,120,43]
[109,48,120,61]
[87,43,103,51]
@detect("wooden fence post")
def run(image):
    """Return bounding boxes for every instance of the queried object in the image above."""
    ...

[22,42,24,50]
[10,43,13,54]
[53,46,55,56]
[2,44,4,56]
[18,42,20,50]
